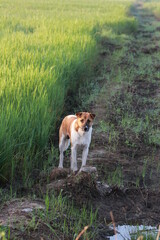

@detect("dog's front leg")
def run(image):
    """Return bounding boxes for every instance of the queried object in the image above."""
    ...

[81,145,89,168]
[71,145,78,172]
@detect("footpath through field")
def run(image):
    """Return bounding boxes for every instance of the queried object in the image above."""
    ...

[82,0,160,228]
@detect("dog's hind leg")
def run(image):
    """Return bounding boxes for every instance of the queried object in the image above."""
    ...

[59,134,70,168]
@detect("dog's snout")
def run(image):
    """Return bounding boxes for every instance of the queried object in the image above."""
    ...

[84,125,89,132]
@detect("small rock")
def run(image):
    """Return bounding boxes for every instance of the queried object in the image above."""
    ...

[79,166,97,174]
[96,181,112,196]
[21,208,33,213]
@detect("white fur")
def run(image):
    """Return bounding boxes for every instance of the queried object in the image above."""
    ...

[59,133,70,168]
[71,119,92,144]
[59,119,92,172]
[70,119,92,171]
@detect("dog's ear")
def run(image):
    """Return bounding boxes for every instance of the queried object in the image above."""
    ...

[90,113,96,119]
[76,112,82,118]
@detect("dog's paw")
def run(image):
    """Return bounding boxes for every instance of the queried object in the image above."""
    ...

[70,168,78,175]
[58,166,63,169]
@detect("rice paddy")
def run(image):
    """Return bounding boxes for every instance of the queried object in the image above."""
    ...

[0,0,136,181]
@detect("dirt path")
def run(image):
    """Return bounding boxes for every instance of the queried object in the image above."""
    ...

[88,2,160,187]
[81,0,160,229]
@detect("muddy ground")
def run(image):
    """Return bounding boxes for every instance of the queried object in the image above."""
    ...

[1,1,160,239]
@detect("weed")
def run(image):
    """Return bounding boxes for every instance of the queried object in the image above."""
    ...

[45,193,49,215]
[34,192,98,239]
[107,166,123,187]
[27,215,39,232]
[131,227,157,240]
[0,226,8,240]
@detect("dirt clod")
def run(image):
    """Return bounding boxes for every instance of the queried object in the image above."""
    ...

[47,167,99,202]
[50,167,69,181]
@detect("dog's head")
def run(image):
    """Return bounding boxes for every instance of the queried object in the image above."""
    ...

[76,112,95,132]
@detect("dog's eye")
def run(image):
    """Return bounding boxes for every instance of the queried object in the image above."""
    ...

[87,119,91,123]
[80,119,84,123]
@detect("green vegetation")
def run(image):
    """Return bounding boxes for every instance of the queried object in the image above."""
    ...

[3,0,160,239]
[0,1,139,239]
[92,0,160,188]
[144,0,160,16]
[0,0,136,181]
[131,228,157,240]
[0,229,7,240]
[1,193,97,239]
[40,193,97,239]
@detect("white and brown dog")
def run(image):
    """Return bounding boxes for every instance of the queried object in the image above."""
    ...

[58,112,95,172]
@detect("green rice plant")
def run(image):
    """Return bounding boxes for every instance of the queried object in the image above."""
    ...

[0,0,137,181]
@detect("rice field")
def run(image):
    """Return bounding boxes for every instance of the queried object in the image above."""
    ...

[0,0,136,181]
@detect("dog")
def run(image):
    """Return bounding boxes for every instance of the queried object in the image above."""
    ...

[58,112,95,172]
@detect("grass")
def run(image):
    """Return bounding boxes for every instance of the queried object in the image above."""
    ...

[40,193,98,239]
[0,192,98,240]
[0,229,7,240]
[131,229,158,240]
[144,0,160,17]
[107,166,123,187]
[99,47,160,184]
[0,0,137,182]
[84,0,160,189]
